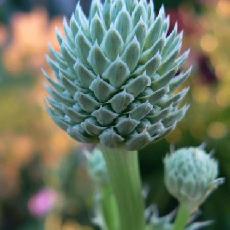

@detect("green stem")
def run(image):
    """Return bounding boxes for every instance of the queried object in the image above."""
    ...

[173,204,191,230]
[100,185,119,230]
[100,146,146,230]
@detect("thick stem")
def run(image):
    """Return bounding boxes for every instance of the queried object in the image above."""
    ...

[173,204,191,230]
[100,146,146,230]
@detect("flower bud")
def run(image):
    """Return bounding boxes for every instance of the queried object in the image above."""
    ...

[45,0,191,150]
[87,148,108,185]
[164,146,224,211]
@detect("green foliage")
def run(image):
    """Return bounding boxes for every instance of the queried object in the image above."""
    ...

[57,149,94,225]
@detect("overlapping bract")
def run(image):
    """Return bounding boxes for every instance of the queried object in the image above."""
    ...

[45,0,191,150]
[164,147,224,211]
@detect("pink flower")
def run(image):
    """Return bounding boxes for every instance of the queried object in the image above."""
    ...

[28,188,58,218]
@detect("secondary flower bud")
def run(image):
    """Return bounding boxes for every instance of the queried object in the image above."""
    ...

[87,148,108,185]
[164,146,224,211]
[45,0,191,150]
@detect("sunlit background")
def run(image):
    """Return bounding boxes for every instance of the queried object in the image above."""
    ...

[0,0,229,229]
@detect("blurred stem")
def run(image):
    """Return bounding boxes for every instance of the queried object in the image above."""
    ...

[100,146,145,230]
[100,185,119,230]
[173,204,191,230]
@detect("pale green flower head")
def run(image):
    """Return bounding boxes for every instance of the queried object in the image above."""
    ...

[164,146,224,211]
[45,0,191,150]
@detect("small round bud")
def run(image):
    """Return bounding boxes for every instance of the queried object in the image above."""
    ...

[164,147,224,211]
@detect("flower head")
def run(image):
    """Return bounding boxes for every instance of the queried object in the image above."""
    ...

[164,146,224,211]
[45,0,191,150]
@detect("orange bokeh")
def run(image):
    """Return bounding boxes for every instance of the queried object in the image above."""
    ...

[2,8,63,74]
[0,24,7,46]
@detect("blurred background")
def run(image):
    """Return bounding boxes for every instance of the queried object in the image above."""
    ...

[0,0,229,229]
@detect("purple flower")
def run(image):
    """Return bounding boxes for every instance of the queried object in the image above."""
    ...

[28,188,58,218]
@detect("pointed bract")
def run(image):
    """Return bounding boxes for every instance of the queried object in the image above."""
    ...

[45,0,192,150]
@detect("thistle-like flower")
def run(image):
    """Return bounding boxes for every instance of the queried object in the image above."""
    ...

[45,0,191,150]
[164,146,224,211]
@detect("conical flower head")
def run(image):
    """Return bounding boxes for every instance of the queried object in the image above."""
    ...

[45,0,191,150]
[164,146,224,211]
